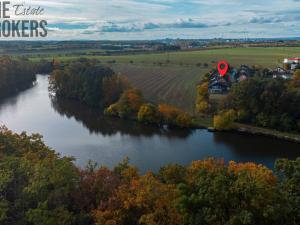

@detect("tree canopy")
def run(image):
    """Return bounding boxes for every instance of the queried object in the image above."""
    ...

[49,58,129,108]
[222,75,300,132]
[0,127,299,225]
[0,56,36,98]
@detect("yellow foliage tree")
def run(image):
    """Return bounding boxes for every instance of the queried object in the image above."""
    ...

[93,173,182,225]
[195,81,209,114]
[175,112,193,128]
[213,109,236,131]
[137,103,160,124]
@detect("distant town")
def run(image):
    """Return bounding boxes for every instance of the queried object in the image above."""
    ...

[1,38,300,56]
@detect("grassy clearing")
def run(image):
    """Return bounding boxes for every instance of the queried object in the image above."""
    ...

[194,116,213,128]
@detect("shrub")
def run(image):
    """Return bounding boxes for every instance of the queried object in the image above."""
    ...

[158,104,181,124]
[137,103,160,124]
[175,113,193,128]
[105,89,143,118]
[213,109,236,131]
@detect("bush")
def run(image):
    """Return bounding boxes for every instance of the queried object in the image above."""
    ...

[176,113,193,128]
[158,104,181,124]
[213,109,236,131]
[195,82,209,115]
[105,89,143,118]
[137,103,160,124]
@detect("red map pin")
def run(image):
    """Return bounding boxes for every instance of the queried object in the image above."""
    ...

[217,61,229,77]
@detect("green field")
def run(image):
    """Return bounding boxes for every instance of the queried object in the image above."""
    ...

[35,46,300,66]
[100,47,300,67]
[32,47,300,112]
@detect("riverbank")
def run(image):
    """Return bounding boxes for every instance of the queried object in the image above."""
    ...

[195,116,300,143]
[233,123,300,143]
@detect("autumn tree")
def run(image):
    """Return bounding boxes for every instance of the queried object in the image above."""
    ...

[195,81,209,114]
[213,109,236,130]
[50,58,128,108]
[224,76,300,132]
[137,103,160,124]
[0,126,79,225]
[105,89,143,118]
[177,158,287,225]
[158,104,182,124]
[275,158,300,225]
[175,112,193,128]
[93,172,182,225]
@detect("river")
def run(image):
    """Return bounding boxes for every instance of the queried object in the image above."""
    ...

[0,75,299,172]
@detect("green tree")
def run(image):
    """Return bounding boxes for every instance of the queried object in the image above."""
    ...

[177,159,287,225]
[275,158,300,225]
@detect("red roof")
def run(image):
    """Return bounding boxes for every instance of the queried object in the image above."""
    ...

[288,58,300,60]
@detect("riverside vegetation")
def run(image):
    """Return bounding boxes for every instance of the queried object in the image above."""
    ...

[195,68,300,133]
[49,59,194,128]
[0,55,300,225]
[0,56,53,99]
[0,126,299,225]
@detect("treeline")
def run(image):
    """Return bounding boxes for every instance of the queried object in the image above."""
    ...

[105,89,193,128]
[0,57,36,98]
[49,58,129,108]
[0,127,299,225]
[49,58,193,128]
[0,56,55,99]
[217,70,300,131]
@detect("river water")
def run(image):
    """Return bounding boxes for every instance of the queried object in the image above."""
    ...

[0,75,299,172]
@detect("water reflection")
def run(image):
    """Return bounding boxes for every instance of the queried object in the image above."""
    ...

[213,132,300,159]
[0,74,299,172]
[50,96,193,138]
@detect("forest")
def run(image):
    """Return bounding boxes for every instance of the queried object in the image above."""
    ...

[0,57,36,98]
[50,59,194,128]
[0,56,53,99]
[49,58,129,108]
[195,68,300,132]
[0,126,299,225]
[220,69,300,132]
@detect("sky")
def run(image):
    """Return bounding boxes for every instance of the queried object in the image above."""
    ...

[5,0,300,40]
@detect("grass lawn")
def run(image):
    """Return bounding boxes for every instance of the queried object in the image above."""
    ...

[194,116,213,128]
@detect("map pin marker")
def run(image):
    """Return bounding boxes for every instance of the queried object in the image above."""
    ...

[217,61,229,77]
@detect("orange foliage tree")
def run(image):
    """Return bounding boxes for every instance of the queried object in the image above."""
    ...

[93,172,182,225]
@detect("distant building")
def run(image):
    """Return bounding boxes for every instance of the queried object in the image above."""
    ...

[208,80,229,94]
[283,57,300,71]
[272,67,292,79]
[283,57,300,64]
[208,65,254,94]
[238,74,247,82]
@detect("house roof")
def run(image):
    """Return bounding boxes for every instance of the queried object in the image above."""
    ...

[288,58,300,60]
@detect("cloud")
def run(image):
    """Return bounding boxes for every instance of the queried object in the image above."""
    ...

[101,23,142,32]
[4,0,300,39]
[249,17,283,24]
[143,19,210,30]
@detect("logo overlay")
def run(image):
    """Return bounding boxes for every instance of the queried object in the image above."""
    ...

[0,1,47,38]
